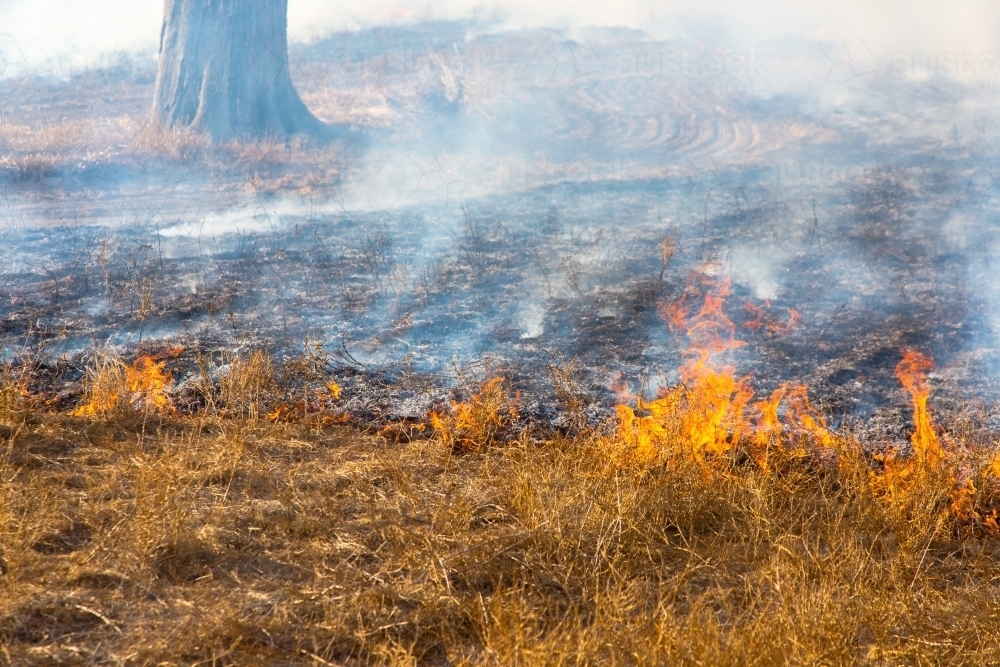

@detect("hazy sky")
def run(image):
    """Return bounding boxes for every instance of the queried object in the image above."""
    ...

[0,0,998,76]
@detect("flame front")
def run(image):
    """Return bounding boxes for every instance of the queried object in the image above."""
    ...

[618,277,921,484]
[613,274,1000,533]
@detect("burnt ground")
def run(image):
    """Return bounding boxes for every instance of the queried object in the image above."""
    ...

[3,166,999,442]
[3,23,1000,443]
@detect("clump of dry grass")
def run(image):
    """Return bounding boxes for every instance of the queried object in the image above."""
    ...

[0,364,30,426]
[132,125,343,196]
[217,349,276,421]
[430,376,518,451]
[71,347,173,420]
[7,288,1000,665]
[0,117,136,171]
[3,412,1000,665]
[0,95,344,202]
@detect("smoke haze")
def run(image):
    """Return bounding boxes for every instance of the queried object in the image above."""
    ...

[2,1,998,76]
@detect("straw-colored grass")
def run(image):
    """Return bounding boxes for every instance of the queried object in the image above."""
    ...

[2,351,1000,665]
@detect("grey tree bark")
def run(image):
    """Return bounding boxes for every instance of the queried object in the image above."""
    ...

[151,0,328,142]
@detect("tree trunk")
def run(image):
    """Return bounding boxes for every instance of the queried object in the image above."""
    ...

[151,0,327,142]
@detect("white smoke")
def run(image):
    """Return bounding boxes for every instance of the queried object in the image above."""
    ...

[1,0,998,78]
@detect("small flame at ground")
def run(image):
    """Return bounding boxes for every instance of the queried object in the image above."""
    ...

[73,353,174,417]
[127,357,174,412]
[430,377,518,451]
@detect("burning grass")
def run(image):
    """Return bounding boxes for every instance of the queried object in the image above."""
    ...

[71,350,175,420]
[3,393,1000,663]
[4,288,1000,663]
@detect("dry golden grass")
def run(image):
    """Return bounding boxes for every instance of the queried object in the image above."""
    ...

[0,109,343,202]
[3,350,1000,665]
[216,350,276,421]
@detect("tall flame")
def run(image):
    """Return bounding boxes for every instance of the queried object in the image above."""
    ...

[622,275,958,487]
[783,384,836,451]
[658,295,691,332]
[619,273,842,473]
[894,349,943,471]
[126,356,174,413]
[620,276,753,466]
[750,384,787,471]
[748,383,834,471]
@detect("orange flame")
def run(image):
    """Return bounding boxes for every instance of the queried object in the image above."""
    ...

[609,373,634,405]
[783,384,835,451]
[950,479,979,526]
[616,273,843,472]
[747,383,834,471]
[749,385,786,472]
[618,276,753,467]
[326,381,342,400]
[895,349,943,471]
[267,381,346,423]
[742,302,767,333]
[615,398,672,462]
[658,295,691,331]
[752,385,786,440]
[126,356,174,412]
[782,309,803,333]
[741,301,802,335]
[870,350,950,503]
[74,354,173,417]
[685,278,745,354]
[431,377,517,451]
[675,277,750,462]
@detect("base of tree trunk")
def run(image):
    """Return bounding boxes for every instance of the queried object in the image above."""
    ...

[151,0,331,143]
